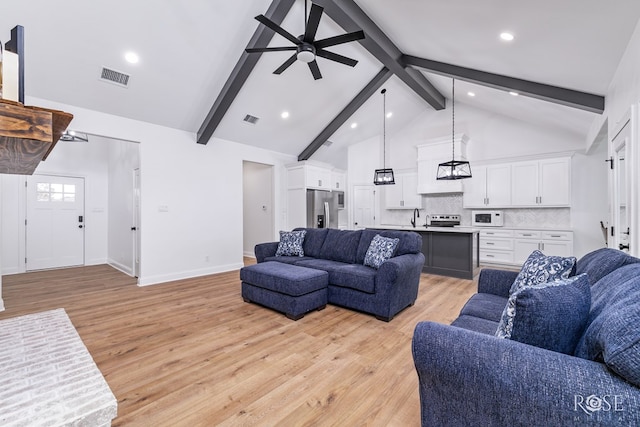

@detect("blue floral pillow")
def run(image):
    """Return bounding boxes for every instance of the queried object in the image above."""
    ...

[509,250,576,295]
[275,230,306,257]
[495,274,590,355]
[364,234,399,269]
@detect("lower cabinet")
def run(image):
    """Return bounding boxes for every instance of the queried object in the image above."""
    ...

[420,230,479,279]
[480,229,573,266]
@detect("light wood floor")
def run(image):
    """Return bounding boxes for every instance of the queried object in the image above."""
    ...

[0,260,477,426]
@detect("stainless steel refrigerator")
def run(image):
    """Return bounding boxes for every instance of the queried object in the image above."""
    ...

[306,189,342,228]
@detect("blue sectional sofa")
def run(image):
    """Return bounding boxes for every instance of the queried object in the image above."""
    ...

[254,227,425,321]
[412,248,640,426]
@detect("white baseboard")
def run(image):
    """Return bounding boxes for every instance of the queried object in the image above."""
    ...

[137,262,244,287]
[107,259,134,276]
[85,258,108,266]
[243,252,256,258]
[0,297,5,312]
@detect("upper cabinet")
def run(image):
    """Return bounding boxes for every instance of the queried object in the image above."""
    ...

[332,170,346,191]
[417,134,469,194]
[287,163,332,191]
[511,157,571,207]
[463,164,512,208]
[385,172,422,209]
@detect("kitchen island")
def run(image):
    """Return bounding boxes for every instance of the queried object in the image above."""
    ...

[376,226,479,279]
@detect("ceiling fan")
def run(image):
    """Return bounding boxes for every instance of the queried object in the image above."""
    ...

[245,1,365,80]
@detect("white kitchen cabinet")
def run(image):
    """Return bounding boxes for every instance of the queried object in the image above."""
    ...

[479,228,573,266]
[513,230,574,264]
[332,170,346,191]
[463,164,511,207]
[287,163,332,191]
[511,157,571,207]
[385,172,422,209]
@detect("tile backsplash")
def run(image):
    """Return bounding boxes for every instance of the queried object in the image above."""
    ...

[380,194,571,229]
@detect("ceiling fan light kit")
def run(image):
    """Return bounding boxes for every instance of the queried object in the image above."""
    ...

[437,78,472,180]
[374,88,395,185]
[245,1,365,80]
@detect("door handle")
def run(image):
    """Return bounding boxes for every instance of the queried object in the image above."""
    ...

[131,227,137,231]
[619,243,630,250]
[78,225,84,229]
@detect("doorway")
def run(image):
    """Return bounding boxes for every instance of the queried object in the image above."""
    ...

[26,174,85,270]
[243,161,275,257]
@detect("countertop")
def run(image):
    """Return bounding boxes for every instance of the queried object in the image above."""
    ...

[376,225,478,234]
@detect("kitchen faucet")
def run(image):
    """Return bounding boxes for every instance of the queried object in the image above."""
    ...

[411,208,420,228]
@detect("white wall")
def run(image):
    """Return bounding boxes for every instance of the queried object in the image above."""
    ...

[243,161,275,257]
[9,96,296,287]
[1,137,110,274]
[108,138,141,275]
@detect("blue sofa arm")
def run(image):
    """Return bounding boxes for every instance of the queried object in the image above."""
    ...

[254,242,278,263]
[477,268,518,297]
[412,321,640,426]
[374,252,425,319]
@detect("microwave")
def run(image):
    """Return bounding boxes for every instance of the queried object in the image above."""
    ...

[472,210,504,227]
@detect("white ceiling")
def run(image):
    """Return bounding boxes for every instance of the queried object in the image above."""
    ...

[2,0,639,164]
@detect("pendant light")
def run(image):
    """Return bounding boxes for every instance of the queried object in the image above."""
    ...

[373,88,395,185]
[436,78,472,180]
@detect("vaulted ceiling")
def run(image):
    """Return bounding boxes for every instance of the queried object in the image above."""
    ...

[3,0,640,166]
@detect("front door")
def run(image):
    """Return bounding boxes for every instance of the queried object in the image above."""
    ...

[26,175,85,270]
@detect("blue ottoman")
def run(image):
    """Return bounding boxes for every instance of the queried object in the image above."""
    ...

[240,261,328,320]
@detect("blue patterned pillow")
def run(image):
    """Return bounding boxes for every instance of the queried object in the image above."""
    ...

[363,234,399,269]
[495,274,590,354]
[509,250,576,295]
[275,230,306,257]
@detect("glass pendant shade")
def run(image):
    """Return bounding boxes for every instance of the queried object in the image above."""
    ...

[373,168,395,185]
[436,160,472,180]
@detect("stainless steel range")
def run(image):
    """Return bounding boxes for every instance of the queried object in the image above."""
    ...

[429,214,461,227]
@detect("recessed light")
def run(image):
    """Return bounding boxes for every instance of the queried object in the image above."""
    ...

[350,122,358,129]
[500,32,515,42]
[467,92,476,97]
[281,111,290,119]
[509,91,519,96]
[125,51,139,64]
[386,112,393,118]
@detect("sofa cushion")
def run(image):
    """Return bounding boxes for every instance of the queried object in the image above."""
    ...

[363,234,399,269]
[509,250,576,295]
[451,315,500,335]
[356,229,422,264]
[459,293,508,323]
[318,229,362,264]
[576,247,640,285]
[239,261,328,296]
[275,230,306,257]
[574,263,640,387]
[264,256,315,265]
[293,227,329,258]
[295,258,350,274]
[495,274,590,355]
[330,264,378,294]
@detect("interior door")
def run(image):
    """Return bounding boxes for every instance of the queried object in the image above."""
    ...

[133,168,141,277]
[353,185,376,229]
[26,175,85,270]
[611,119,630,253]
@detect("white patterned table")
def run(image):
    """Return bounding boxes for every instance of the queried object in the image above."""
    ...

[0,308,117,426]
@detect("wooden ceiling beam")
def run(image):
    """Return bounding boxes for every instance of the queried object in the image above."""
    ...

[196,0,296,145]
[403,55,605,114]
[314,0,445,111]
[298,67,393,161]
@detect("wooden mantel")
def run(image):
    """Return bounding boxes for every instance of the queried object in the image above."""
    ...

[0,99,73,175]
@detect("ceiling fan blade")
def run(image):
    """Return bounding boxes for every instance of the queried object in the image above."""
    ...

[303,4,324,43]
[274,54,298,75]
[308,60,322,80]
[316,49,358,67]
[315,30,365,49]
[245,46,298,53]
[255,14,301,46]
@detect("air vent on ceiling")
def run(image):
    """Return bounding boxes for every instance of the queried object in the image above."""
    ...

[243,114,260,125]
[100,67,130,87]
